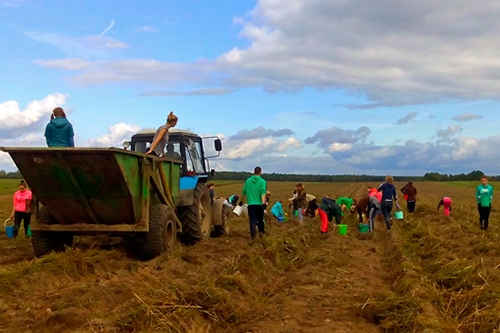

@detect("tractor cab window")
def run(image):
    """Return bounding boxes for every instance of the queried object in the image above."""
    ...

[164,142,182,160]
[184,139,205,174]
[134,141,148,153]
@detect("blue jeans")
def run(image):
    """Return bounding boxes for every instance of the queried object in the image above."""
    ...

[368,205,377,232]
[248,204,265,239]
[381,200,393,230]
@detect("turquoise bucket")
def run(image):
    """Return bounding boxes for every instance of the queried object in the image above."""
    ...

[358,223,369,233]
[4,219,14,238]
[394,210,404,220]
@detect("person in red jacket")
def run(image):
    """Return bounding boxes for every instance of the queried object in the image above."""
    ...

[9,180,33,237]
[400,181,417,213]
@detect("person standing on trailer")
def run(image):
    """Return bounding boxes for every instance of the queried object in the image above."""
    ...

[146,111,178,157]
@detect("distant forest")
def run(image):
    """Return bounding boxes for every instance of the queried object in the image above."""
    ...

[0,170,21,179]
[0,169,494,182]
[212,170,494,182]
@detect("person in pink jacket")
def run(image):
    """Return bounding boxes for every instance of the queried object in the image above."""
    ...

[437,197,452,216]
[9,180,33,237]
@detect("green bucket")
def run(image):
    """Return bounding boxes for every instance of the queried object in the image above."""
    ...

[394,210,404,220]
[358,223,369,233]
[337,224,348,235]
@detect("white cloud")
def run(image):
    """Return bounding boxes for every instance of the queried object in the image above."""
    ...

[395,112,417,125]
[437,125,463,139]
[218,126,303,159]
[0,0,25,6]
[84,122,141,147]
[25,31,127,59]
[223,137,277,159]
[0,152,15,171]
[137,25,159,33]
[34,58,91,71]
[0,93,67,138]
[278,137,303,151]
[100,21,115,36]
[34,0,500,106]
[328,143,352,153]
[452,112,483,122]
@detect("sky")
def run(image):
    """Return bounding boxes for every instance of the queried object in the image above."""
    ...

[1,0,500,176]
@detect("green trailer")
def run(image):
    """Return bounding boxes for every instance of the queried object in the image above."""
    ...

[1,147,183,259]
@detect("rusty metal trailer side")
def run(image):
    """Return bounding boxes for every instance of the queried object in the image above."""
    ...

[0,147,181,233]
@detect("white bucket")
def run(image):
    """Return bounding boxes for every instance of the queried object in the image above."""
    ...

[241,204,248,216]
[233,205,243,216]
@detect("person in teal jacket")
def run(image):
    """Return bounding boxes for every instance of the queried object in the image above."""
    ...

[270,201,286,222]
[240,166,267,239]
[44,107,75,147]
[476,175,494,230]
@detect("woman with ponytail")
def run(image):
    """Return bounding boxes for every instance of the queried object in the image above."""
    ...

[146,112,178,157]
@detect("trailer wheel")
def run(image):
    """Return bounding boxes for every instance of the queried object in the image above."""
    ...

[179,183,212,244]
[212,199,230,237]
[31,207,73,257]
[136,204,177,260]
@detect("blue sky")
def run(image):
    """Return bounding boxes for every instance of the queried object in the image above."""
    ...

[1,0,500,176]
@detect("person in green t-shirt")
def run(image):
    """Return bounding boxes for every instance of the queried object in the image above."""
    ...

[476,175,494,230]
[335,196,357,216]
[240,166,267,239]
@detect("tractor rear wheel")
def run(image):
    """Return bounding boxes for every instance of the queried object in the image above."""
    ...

[179,183,212,244]
[135,204,177,260]
[212,198,230,237]
[31,207,73,257]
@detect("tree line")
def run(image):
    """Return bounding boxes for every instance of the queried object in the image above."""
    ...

[1,169,494,182]
[212,170,495,182]
[0,170,22,179]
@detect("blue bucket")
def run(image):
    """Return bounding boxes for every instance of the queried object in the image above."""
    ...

[4,219,15,238]
[5,226,14,238]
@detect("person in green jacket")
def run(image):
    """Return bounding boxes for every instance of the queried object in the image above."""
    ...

[476,175,494,230]
[336,196,357,216]
[318,197,343,233]
[240,166,267,239]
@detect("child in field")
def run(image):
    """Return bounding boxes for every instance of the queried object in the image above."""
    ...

[437,197,452,216]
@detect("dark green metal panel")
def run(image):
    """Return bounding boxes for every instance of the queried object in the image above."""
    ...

[1,148,180,229]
